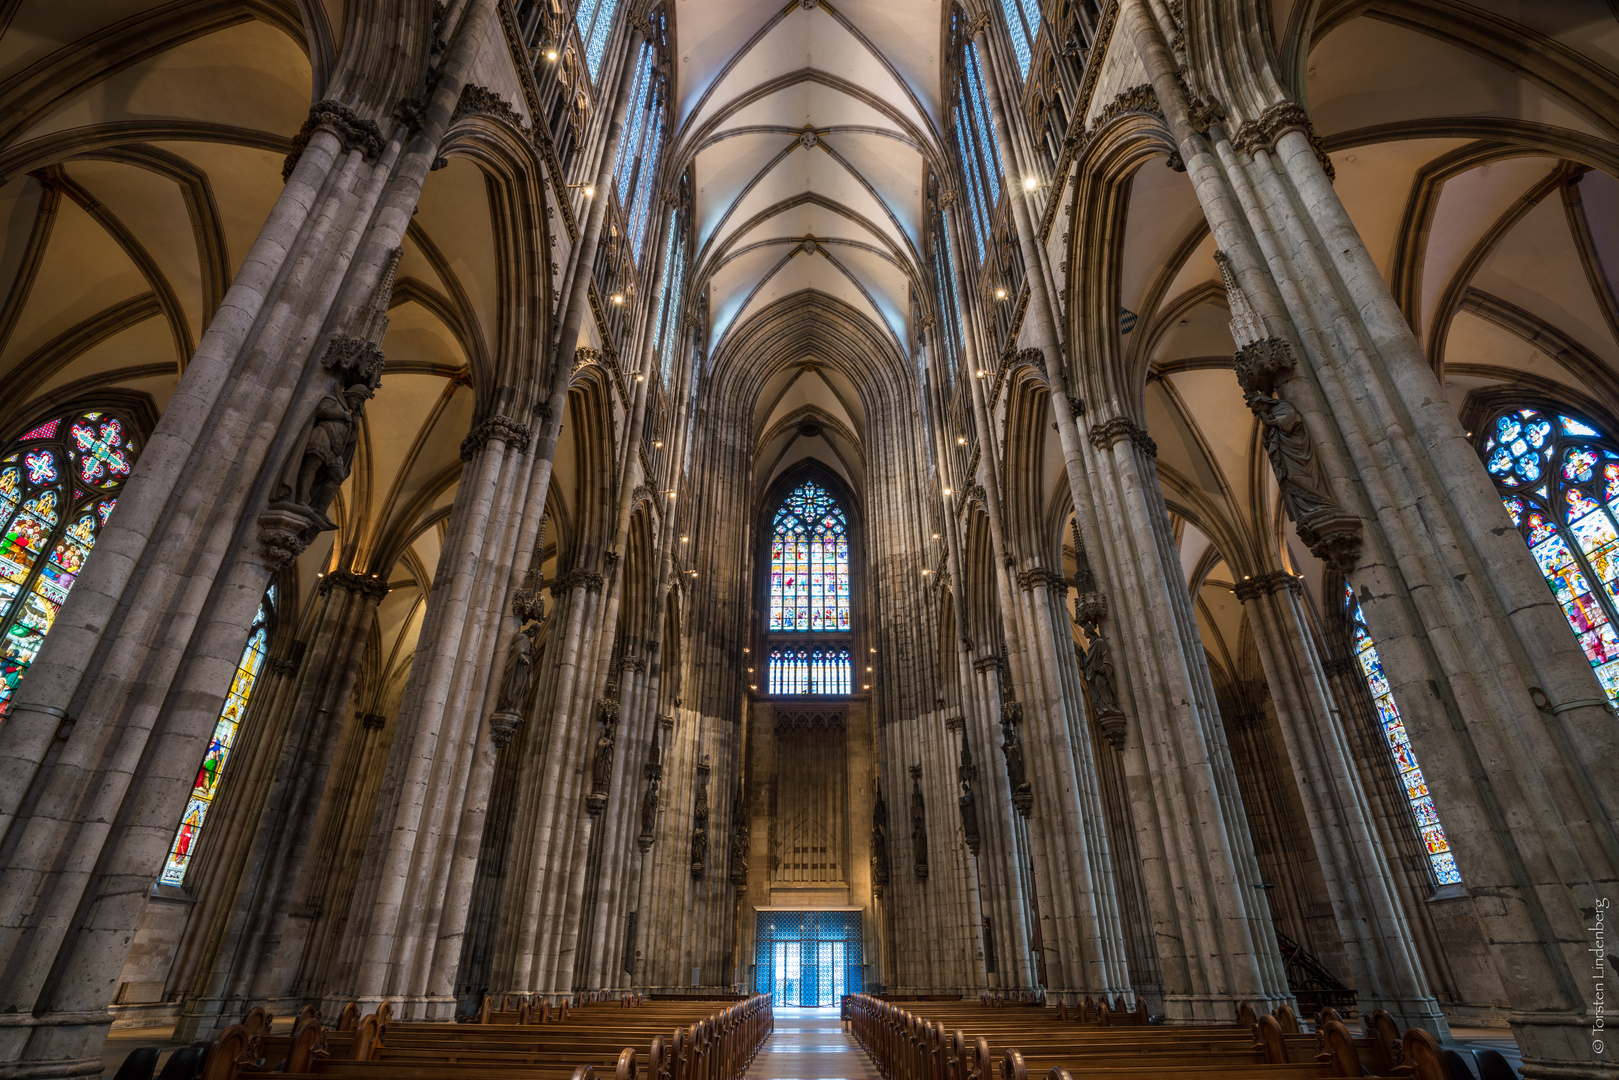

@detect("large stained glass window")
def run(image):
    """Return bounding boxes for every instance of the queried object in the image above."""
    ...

[999,0,1043,78]
[0,410,138,711]
[953,28,1004,264]
[767,645,853,696]
[575,0,619,81]
[1346,585,1462,886]
[160,589,274,886]
[1482,406,1619,704]
[769,480,850,632]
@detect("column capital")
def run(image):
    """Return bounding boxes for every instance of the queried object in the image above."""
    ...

[1232,571,1303,604]
[282,99,386,181]
[459,414,531,460]
[1087,416,1157,458]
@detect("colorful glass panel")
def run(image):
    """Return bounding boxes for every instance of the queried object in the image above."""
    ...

[160,591,273,886]
[767,644,852,696]
[1482,406,1619,704]
[1346,586,1462,886]
[768,481,850,633]
[0,410,139,713]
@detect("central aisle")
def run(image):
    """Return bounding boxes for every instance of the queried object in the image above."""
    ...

[748,1007,881,1080]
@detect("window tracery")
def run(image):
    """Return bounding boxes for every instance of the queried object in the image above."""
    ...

[766,480,852,695]
[999,0,1043,78]
[616,33,667,260]
[952,31,1004,264]
[575,0,619,81]
[1480,406,1619,705]
[0,409,139,710]
[1345,585,1462,886]
[160,588,274,886]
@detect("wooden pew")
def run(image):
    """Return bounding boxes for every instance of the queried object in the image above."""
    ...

[201,994,773,1080]
[843,993,1450,1080]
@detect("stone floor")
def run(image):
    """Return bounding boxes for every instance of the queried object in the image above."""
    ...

[748,1007,880,1080]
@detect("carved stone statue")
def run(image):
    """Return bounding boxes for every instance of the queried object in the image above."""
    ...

[871,784,890,889]
[958,778,980,856]
[285,385,369,526]
[496,625,538,712]
[591,721,616,794]
[1080,633,1124,718]
[909,767,928,881]
[1000,718,1029,796]
[637,734,662,851]
[690,822,708,873]
[1247,392,1337,521]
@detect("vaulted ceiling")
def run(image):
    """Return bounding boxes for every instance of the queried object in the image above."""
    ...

[669,0,945,482]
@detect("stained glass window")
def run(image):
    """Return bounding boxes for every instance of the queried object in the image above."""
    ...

[1482,406,1619,705]
[1346,585,1462,886]
[657,217,688,381]
[767,645,852,695]
[953,36,1004,264]
[0,409,138,712]
[575,0,619,81]
[999,0,1043,78]
[768,480,850,632]
[160,589,274,886]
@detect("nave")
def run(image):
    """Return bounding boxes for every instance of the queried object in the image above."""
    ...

[0,0,1616,1079]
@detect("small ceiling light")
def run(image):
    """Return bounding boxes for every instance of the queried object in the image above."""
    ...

[748,667,754,673]
[922,568,931,575]
[635,374,644,382]
[582,185,594,197]
[744,647,750,653]
[654,440,663,447]
[870,648,876,653]
[1023,176,1040,192]
[957,436,966,444]
[612,293,625,305]
[546,48,559,61]
[943,488,953,496]
[866,666,873,672]
[994,287,1007,300]
[680,535,689,542]
[750,685,757,690]
[863,684,870,690]
[931,533,939,539]
[975,369,988,378]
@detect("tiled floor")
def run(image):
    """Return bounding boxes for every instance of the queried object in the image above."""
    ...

[748,1007,880,1080]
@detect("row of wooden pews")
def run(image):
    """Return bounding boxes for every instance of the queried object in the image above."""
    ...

[185,994,772,1080]
[843,993,1457,1080]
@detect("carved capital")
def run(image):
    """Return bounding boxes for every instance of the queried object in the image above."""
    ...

[453,84,528,131]
[1296,511,1364,572]
[319,570,390,600]
[1231,100,1334,180]
[460,415,531,460]
[1073,590,1108,632]
[1232,337,1298,396]
[944,715,965,734]
[1232,571,1303,603]
[1017,567,1066,592]
[361,712,388,731]
[283,100,387,182]
[1087,416,1157,458]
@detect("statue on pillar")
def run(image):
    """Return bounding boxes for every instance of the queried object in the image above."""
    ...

[871,782,890,893]
[1000,703,1033,815]
[909,765,928,882]
[958,778,980,856]
[1246,390,1364,570]
[585,697,619,816]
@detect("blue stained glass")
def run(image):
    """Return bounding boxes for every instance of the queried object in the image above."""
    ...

[1000,0,1033,77]
[1485,405,1619,707]
[579,0,620,81]
[1346,586,1462,886]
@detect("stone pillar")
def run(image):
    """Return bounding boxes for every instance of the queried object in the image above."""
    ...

[1236,572,1447,1034]
[0,2,498,1070]
[1122,2,1617,1066]
[967,16,1289,1021]
[174,572,389,1039]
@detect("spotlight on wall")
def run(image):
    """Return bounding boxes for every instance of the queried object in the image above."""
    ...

[994,287,1007,300]
[680,535,689,542]
[957,436,966,444]
[654,440,664,447]
[943,488,953,496]
[546,48,559,61]
[975,370,988,378]
[612,293,625,305]
[1023,176,1045,192]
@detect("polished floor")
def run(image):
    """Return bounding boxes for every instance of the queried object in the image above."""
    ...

[749,1007,880,1080]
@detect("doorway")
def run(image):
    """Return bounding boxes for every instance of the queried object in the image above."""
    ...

[755,909,863,1006]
